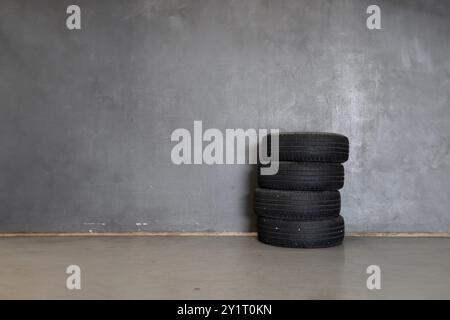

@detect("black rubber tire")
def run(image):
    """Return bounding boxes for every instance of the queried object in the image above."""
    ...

[254,188,340,220]
[257,216,345,248]
[269,132,349,163]
[258,162,344,191]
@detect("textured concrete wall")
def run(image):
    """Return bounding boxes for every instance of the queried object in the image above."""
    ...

[1,0,449,232]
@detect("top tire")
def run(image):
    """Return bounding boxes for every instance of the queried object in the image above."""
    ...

[269,132,349,163]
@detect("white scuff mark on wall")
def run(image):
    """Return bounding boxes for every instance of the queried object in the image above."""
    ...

[136,222,149,232]
[83,222,106,226]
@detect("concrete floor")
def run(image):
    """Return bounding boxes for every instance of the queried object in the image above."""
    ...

[1,236,449,299]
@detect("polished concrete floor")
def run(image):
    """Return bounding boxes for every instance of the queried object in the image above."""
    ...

[1,236,449,299]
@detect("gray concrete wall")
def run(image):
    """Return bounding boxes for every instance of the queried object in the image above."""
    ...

[1,0,449,232]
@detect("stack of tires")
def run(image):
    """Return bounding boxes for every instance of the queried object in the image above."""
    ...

[255,133,349,248]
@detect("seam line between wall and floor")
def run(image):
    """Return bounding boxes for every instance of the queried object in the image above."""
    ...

[1,232,450,237]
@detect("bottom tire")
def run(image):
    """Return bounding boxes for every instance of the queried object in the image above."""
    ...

[257,215,345,248]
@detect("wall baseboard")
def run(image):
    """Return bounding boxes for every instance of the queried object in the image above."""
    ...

[348,232,450,237]
[0,232,257,237]
[1,232,450,237]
